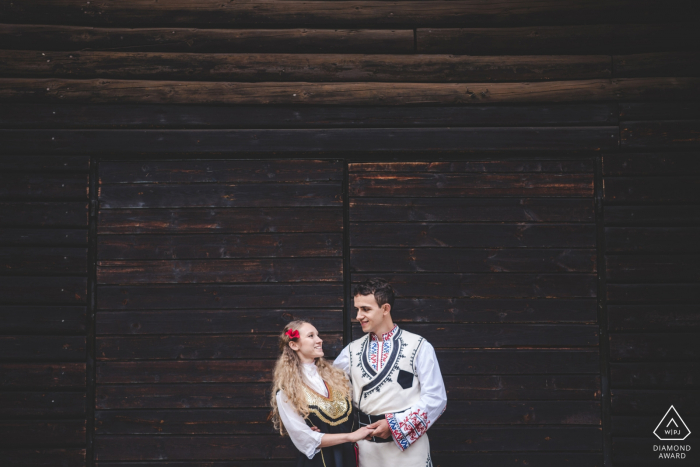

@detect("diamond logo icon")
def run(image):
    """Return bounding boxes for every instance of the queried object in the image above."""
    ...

[654,405,691,441]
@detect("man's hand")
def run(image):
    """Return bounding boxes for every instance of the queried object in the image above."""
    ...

[366,418,391,440]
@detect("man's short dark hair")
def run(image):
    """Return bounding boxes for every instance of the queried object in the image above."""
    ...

[352,277,395,309]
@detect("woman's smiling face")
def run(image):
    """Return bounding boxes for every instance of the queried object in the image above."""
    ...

[288,322,324,363]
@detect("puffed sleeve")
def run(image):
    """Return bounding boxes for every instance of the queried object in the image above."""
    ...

[332,344,351,377]
[385,340,447,451]
[276,389,325,459]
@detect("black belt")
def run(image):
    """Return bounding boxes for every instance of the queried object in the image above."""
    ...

[357,410,392,443]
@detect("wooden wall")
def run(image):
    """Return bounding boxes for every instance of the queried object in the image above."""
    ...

[0,157,89,466]
[93,159,345,464]
[0,0,699,466]
[349,160,602,466]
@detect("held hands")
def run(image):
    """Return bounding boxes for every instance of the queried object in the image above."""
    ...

[366,419,391,439]
[309,425,378,442]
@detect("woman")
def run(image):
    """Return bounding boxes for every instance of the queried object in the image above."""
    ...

[270,320,374,466]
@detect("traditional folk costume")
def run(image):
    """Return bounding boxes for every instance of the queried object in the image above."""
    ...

[333,324,447,467]
[276,362,358,467]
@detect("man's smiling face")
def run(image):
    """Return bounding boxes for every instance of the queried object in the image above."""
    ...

[354,293,390,335]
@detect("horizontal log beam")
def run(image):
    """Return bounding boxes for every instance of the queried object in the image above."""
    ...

[417,23,699,55]
[0,24,414,53]
[0,128,620,153]
[0,50,611,82]
[0,103,619,128]
[613,51,700,78]
[0,0,691,28]
[0,78,696,105]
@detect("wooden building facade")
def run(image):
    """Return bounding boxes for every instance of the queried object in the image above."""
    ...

[0,1,698,466]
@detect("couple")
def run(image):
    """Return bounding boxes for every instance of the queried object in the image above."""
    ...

[269,277,447,467]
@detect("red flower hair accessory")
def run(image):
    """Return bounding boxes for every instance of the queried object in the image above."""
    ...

[285,329,300,340]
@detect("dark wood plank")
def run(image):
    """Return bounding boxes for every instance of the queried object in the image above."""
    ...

[610,362,700,388]
[431,452,603,467]
[94,435,293,461]
[606,227,700,252]
[96,333,343,360]
[98,208,343,234]
[95,409,275,434]
[99,183,342,209]
[0,247,87,275]
[97,284,343,310]
[0,276,87,305]
[416,23,698,55]
[350,223,596,248]
[0,25,414,53]
[349,160,596,173]
[1,0,692,28]
[0,421,85,447]
[1,50,612,82]
[613,51,700,78]
[0,78,696,106]
[0,449,85,467]
[435,349,600,375]
[604,205,700,226]
[352,272,597,299]
[429,426,602,451]
[607,254,700,282]
[349,173,593,197]
[0,306,86,334]
[0,173,88,200]
[384,298,597,324]
[619,102,700,121]
[0,156,89,171]
[96,383,269,409]
[611,390,700,415]
[98,233,343,260]
[0,103,620,128]
[608,304,700,331]
[97,309,342,335]
[0,202,88,227]
[0,392,85,417]
[603,177,700,203]
[609,333,700,361]
[607,284,700,303]
[99,159,343,184]
[93,462,290,467]
[621,120,700,149]
[96,258,343,284]
[602,152,700,176]
[444,374,600,400]
[97,361,277,384]
[350,197,595,222]
[352,323,598,347]
[0,128,621,153]
[351,248,596,273]
[438,400,600,425]
[612,415,700,436]
[0,363,85,388]
[0,228,87,246]
[0,336,86,361]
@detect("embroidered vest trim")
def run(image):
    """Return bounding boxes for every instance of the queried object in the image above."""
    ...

[303,380,352,426]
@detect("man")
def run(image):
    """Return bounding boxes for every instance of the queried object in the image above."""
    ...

[332,277,447,466]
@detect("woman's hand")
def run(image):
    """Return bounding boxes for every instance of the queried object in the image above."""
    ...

[348,426,376,442]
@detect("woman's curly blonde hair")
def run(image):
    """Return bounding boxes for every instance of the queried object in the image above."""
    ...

[269,320,353,436]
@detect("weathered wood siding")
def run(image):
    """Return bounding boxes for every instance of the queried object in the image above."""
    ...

[605,102,700,465]
[0,156,89,466]
[93,159,344,464]
[0,0,699,466]
[349,160,602,466]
